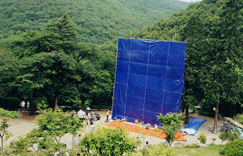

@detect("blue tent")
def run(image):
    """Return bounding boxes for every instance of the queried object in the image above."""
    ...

[112,38,186,125]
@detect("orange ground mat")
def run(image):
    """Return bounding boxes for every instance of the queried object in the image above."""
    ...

[103,120,187,141]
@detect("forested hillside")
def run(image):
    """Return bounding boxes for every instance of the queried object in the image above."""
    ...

[0,0,190,44]
[0,0,242,118]
[105,0,243,117]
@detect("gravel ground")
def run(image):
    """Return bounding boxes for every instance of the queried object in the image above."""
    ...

[2,111,226,149]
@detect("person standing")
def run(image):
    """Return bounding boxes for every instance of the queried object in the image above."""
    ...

[86,107,91,126]
[106,110,111,121]
[77,108,85,118]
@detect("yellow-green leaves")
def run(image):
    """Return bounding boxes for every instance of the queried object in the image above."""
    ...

[79,126,140,156]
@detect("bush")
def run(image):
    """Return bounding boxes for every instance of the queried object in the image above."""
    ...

[219,139,243,156]
[184,143,198,148]
[9,130,67,155]
[234,114,243,124]
[228,131,240,141]
[198,133,207,144]
[143,144,174,156]
[157,113,184,128]
[219,131,229,144]
[0,108,21,150]
[8,106,82,155]
[157,113,184,146]
[219,130,240,144]
[79,126,140,156]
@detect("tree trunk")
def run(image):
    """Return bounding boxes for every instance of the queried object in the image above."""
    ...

[185,106,189,124]
[1,136,3,151]
[54,96,58,111]
[24,99,28,110]
[80,97,85,109]
[29,92,35,114]
[213,91,220,133]
[75,83,85,109]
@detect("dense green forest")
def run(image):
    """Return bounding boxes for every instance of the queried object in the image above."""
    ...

[124,0,243,117]
[0,0,190,44]
[0,0,242,119]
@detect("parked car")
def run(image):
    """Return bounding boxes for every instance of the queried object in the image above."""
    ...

[90,113,101,120]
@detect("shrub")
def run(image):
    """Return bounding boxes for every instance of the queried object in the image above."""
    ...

[219,139,243,156]
[79,126,140,156]
[0,108,21,150]
[143,144,174,156]
[9,130,67,155]
[157,113,184,146]
[219,131,229,144]
[234,113,243,124]
[184,143,198,148]
[228,131,240,141]
[198,133,207,144]
[8,105,82,155]
[157,113,184,128]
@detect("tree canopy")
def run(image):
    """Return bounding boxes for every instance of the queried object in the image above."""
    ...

[0,0,190,44]
[0,0,242,118]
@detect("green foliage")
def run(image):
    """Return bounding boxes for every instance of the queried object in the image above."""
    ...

[228,131,240,141]
[140,144,174,156]
[79,126,140,156]
[0,109,21,150]
[219,139,243,156]
[124,0,243,117]
[35,107,82,140]
[157,113,184,128]
[157,113,184,146]
[46,13,77,42]
[219,130,240,144]
[9,130,68,155]
[162,125,177,147]
[198,133,207,144]
[0,12,116,110]
[219,131,229,144]
[173,144,223,156]
[0,108,21,119]
[1,0,243,118]
[0,0,190,44]
[234,113,243,124]
[9,107,82,155]
[184,143,198,148]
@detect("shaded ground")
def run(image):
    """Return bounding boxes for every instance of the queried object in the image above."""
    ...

[2,111,225,149]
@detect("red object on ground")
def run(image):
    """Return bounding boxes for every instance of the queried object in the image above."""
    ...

[103,119,187,141]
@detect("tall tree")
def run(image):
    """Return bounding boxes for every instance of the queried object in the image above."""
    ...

[210,0,243,133]
[45,13,77,55]
[180,13,205,124]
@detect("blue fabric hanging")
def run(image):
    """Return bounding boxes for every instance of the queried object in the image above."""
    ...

[112,38,186,126]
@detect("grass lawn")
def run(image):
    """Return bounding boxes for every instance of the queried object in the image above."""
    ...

[173,144,224,156]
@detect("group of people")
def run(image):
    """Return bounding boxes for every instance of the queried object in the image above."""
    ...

[77,107,112,125]
[77,107,93,125]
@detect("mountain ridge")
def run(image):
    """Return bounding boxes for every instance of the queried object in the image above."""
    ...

[0,0,190,44]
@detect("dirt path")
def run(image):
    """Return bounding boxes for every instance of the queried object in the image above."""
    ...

[181,114,224,145]
[1,111,225,149]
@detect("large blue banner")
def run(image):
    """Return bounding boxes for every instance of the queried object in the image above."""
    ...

[112,38,186,125]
